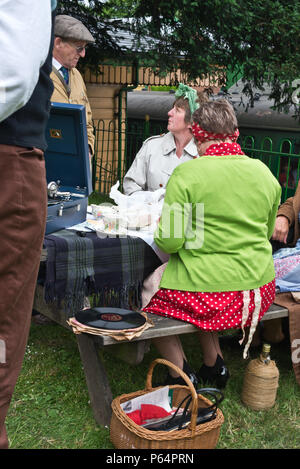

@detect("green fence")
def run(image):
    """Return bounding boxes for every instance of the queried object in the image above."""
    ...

[93,118,300,202]
[240,134,300,202]
[92,118,167,194]
[92,119,122,196]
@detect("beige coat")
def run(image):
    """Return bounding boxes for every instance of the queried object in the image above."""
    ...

[50,67,95,154]
[123,132,198,195]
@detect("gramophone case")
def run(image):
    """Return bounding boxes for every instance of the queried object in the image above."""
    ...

[44,103,92,234]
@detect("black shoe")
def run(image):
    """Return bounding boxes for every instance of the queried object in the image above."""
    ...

[159,360,198,389]
[197,354,229,389]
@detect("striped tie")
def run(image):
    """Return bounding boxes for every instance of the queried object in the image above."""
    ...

[60,66,69,84]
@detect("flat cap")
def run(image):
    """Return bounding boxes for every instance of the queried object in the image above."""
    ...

[54,15,95,43]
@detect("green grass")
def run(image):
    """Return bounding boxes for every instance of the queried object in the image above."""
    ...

[6,322,300,449]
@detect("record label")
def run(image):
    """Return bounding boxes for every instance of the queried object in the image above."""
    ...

[100,313,122,322]
[75,307,146,330]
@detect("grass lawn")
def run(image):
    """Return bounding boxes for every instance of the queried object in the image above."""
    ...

[6,320,300,449]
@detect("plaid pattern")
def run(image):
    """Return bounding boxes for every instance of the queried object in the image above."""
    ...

[60,66,69,84]
[42,230,161,313]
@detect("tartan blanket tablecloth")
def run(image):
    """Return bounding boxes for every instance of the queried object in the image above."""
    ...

[40,229,162,313]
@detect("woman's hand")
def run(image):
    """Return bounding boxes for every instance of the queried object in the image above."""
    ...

[272,216,290,243]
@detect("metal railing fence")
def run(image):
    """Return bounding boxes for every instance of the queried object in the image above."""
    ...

[240,134,300,202]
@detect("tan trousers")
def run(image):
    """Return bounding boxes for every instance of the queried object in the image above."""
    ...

[0,145,47,449]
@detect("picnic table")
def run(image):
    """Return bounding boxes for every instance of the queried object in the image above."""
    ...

[33,229,289,426]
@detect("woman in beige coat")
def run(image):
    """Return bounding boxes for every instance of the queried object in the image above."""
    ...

[123,84,200,195]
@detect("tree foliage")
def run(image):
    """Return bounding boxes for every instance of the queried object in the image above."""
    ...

[131,0,300,114]
[57,0,300,114]
[55,0,136,67]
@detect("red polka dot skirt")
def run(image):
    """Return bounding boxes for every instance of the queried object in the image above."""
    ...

[142,279,275,332]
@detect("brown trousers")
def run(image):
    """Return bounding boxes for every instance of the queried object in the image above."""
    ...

[0,145,47,449]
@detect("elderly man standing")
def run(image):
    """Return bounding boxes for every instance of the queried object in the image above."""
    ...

[51,15,95,159]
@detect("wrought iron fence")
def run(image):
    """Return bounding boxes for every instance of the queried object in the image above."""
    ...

[92,119,124,195]
[93,118,300,202]
[93,118,167,194]
[240,134,300,202]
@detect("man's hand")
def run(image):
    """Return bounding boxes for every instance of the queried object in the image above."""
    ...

[272,216,290,243]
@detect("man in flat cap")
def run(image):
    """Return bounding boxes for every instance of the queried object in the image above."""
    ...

[51,15,95,159]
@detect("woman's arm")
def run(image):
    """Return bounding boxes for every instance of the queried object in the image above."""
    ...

[272,195,295,242]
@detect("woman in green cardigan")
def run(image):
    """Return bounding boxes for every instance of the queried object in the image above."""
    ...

[143,99,281,388]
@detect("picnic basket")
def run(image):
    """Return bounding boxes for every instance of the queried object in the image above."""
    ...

[110,358,224,449]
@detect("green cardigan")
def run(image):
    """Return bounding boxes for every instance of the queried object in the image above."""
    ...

[154,154,281,293]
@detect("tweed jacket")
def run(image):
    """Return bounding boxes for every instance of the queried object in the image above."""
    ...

[277,180,300,246]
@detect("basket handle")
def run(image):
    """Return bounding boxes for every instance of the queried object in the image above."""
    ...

[146,358,199,436]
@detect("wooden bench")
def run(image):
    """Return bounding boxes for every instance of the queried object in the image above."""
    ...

[33,285,288,427]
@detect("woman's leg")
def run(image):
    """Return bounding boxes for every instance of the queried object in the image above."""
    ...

[152,335,186,377]
[197,330,223,366]
[196,330,229,388]
[152,335,198,387]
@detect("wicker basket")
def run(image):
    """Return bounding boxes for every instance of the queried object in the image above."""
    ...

[110,358,224,449]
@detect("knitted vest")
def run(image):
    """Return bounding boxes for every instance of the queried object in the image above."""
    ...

[0,12,55,151]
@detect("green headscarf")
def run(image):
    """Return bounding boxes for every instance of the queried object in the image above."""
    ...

[175,83,199,114]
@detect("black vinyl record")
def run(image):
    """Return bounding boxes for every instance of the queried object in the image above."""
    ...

[75,307,146,330]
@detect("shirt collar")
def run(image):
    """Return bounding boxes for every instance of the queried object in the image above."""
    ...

[162,132,198,157]
[52,57,63,70]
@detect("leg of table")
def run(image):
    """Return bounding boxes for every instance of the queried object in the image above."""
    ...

[76,333,113,427]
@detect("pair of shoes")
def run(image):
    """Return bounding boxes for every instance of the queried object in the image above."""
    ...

[161,360,198,389]
[197,355,230,389]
